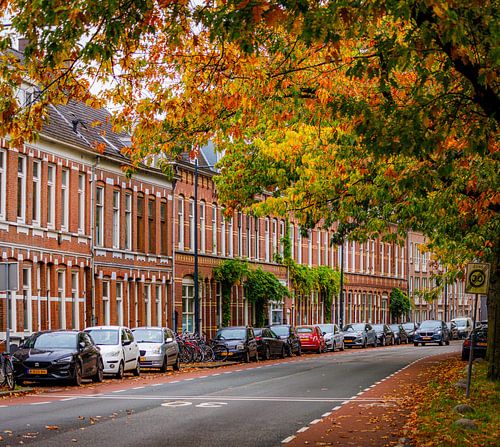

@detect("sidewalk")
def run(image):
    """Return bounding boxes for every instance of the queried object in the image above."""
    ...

[284,352,458,447]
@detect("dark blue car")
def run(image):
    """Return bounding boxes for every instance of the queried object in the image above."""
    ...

[413,320,451,346]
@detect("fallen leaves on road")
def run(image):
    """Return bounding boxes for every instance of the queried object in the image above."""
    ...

[45,425,59,430]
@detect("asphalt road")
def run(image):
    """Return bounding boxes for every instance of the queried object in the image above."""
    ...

[0,342,460,447]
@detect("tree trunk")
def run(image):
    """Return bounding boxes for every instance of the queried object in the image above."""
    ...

[487,259,499,381]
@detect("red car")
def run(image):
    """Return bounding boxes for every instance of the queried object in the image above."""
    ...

[296,325,326,353]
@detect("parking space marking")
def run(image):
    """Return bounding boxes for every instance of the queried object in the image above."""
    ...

[310,419,321,425]
[322,412,331,417]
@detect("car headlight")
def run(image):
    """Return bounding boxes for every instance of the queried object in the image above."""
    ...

[236,344,244,350]
[108,350,122,357]
[151,347,161,354]
[55,355,73,364]
[436,330,442,335]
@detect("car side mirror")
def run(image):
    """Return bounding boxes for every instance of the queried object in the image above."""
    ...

[166,337,173,343]
[322,332,326,335]
[79,342,86,350]
[122,339,131,346]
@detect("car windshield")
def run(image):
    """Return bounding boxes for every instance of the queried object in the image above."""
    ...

[318,324,334,333]
[343,324,365,332]
[86,329,120,345]
[270,326,289,336]
[403,323,415,330]
[372,324,384,331]
[253,329,263,336]
[453,319,468,328]
[419,321,441,330]
[25,332,78,350]
[132,329,163,343]
[215,328,246,340]
[389,325,400,332]
[297,327,313,333]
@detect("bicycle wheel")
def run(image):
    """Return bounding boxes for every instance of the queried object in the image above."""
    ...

[202,346,215,362]
[192,346,203,363]
[179,343,193,363]
[213,344,229,362]
[4,359,15,390]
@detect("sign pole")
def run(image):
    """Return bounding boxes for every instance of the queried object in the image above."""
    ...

[5,265,10,354]
[465,293,479,398]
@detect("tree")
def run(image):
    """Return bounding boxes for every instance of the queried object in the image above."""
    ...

[1,1,498,378]
[390,288,412,323]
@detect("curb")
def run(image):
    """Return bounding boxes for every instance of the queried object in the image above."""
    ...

[0,387,34,397]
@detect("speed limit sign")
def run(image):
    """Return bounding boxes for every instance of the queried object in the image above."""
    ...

[465,263,490,294]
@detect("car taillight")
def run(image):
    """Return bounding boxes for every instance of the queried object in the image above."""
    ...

[464,339,470,347]
[256,336,262,341]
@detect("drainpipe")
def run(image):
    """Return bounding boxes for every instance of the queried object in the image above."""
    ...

[89,157,99,326]
[171,166,177,333]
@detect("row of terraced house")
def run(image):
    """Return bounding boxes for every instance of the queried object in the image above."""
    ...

[0,83,476,344]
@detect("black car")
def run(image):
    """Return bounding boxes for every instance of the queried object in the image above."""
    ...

[254,328,287,360]
[213,326,259,363]
[462,324,488,361]
[268,324,302,356]
[413,320,451,346]
[401,322,419,342]
[12,330,103,386]
[372,324,396,346]
[389,324,409,344]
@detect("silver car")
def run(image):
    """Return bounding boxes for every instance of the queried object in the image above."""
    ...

[132,327,180,372]
[318,323,345,352]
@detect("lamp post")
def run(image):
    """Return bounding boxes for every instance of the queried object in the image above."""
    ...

[193,158,200,335]
[339,242,345,328]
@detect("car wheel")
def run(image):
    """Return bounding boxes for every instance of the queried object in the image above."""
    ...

[414,342,418,347]
[116,361,125,379]
[286,345,292,357]
[72,363,82,386]
[281,346,286,359]
[439,340,444,346]
[133,359,141,376]
[173,355,180,371]
[244,350,250,363]
[264,346,271,360]
[461,349,469,361]
[445,340,450,346]
[92,359,104,383]
[160,356,168,373]
[254,351,259,362]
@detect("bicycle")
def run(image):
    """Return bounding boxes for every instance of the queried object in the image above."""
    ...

[0,342,15,390]
[210,339,229,362]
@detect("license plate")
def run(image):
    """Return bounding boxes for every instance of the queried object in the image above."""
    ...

[28,369,47,375]
[423,337,432,340]
[140,356,146,362]
[477,342,487,347]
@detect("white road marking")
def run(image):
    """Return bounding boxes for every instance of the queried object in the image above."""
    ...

[30,401,50,405]
[60,397,77,401]
[161,401,192,407]
[310,419,321,425]
[297,427,309,433]
[132,386,145,390]
[112,390,126,393]
[212,373,221,376]
[151,383,163,387]
[322,412,331,417]
[281,435,296,443]
[195,402,228,408]
[332,406,342,411]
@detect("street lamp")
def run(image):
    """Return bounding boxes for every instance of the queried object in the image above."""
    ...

[339,242,345,328]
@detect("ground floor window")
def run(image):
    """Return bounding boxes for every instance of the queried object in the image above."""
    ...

[182,278,195,333]
[270,302,283,325]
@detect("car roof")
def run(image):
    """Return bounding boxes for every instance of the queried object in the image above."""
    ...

[84,326,126,330]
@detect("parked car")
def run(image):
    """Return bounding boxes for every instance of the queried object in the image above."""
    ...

[268,325,302,356]
[401,322,419,342]
[413,320,451,346]
[12,330,103,386]
[296,325,326,353]
[446,321,459,340]
[132,327,180,372]
[317,323,345,352]
[372,324,396,346]
[342,323,377,348]
[84,326,140,378]
[389,324,409,344]
[213,326,259,362]
[451,317,473,339]
[462,324,488,361]
[254,328,287,360]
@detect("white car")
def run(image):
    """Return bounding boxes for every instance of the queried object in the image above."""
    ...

[318,323,345,352]
[84,326,140,378]
[451,317,473,339]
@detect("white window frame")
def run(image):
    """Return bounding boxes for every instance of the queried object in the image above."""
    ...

[400,246,405,278]
[71,272,79,329]
[61,168,69,230]
[125,193,132,249]
[297,230,302,264]
[182,279,194,333]
[145,283,152,326]
[237,212,243,256]
[102,280,110,325]
[178,196,185,250]
[254,217,260,260]
[308,231,312,266]
[58,270,66,329]
[265,218,270,262]
[47,164,56,229]
[23,268,32,332]
[221,213,226,256]
[228,216,234,257]
[272,218,277,257]
[323,231,328,266]
[246,215,251,258]
[317,230,321,265]
[78,173,85,233]
[95,186,104,246]
[212,204,217,255]
[116,281,123,326]
[17,154,26,222]
[200,201,206,253]
[0,149,5,219]
[289,223,295,260]
[388,244,392,276]
[351,241,355,271]
[155,284,162,326]
[112,190,120,248]
[32,160,41,225]
[189,198,195,252]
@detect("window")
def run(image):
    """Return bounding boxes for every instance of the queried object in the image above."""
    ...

[32,160,41,225]
[182,279,194,333]
[145,284,152,326]
[272,219,277,257]
[254,217,260,260]
[155,284,162,326]
[400,247,405,278]
[237,212,243,256]
[200,201,206,253]
[113,190,120,248]
[125,193,132,250]
[308,231,312,266]
[380,243,384,275]
[324,232,329,266]
[409,242,413,263]
[265,218,270,262]
[395,245,399,277]
[246,215,251,258]
[317,230,321,266]
[116,282,123,326]
[23,268,32,331]
[95,186,104,246]
[0,150,5,219]
[71,272,79,329]
[178,196,184,250]
[160,200,168,255]
[228,216,234,256]
[351,241,355,271]
[47,164,55,228]
[280,221,285,257]
[148,197,155,253]
[78,173,85,233]
[17,155,26,221]
[102,280,110,325]
[58,270,66,329]
[136,194,144,251]
[360,242,364,272]
[289,223,295,260]
[189,198,195,252]
[221,213,226,256]
[212,204,217,255]
[297,230,302,264]
[61,168,69,230]
[388,244,392,276]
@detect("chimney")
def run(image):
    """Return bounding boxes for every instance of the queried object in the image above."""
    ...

[16,37,29,53]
